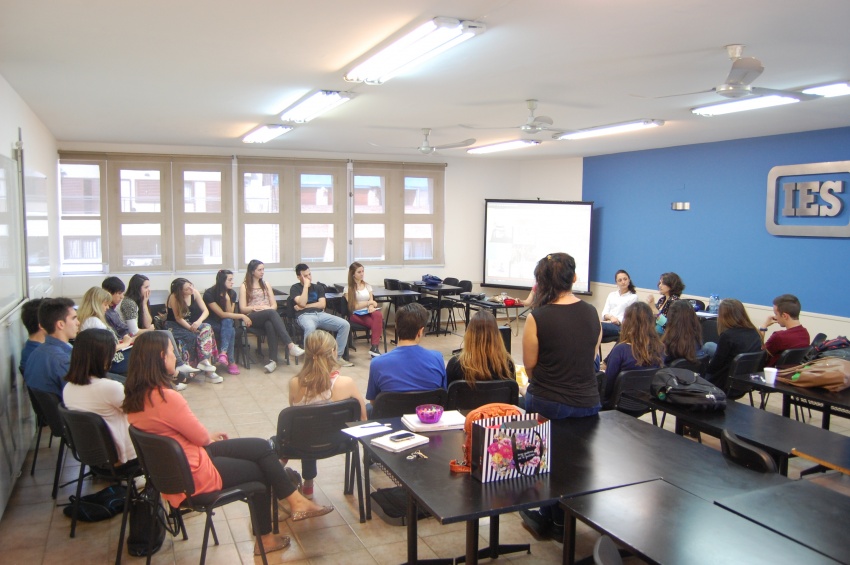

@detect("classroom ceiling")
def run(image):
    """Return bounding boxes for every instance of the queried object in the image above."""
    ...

[2,0,850,160]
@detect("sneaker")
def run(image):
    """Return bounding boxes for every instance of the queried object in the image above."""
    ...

[197,359,216,372]
[300,479,314,500]
[205,373,224,384]
[228,363,240,375]
[264,360,277,374]
[289,344,306,357]
[338,358,354,368]
[173,382,188,392]
[217,354,228,366]
[177,364,200,375]
[369,346,381,358]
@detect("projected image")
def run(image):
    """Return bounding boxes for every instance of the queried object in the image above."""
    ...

[484,200,592,294]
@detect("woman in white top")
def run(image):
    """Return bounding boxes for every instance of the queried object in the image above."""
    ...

[344,262,383,357]
[62,328,136,463]
[600,269,639,339]
[77,287,132,374]
[288,330,367,498]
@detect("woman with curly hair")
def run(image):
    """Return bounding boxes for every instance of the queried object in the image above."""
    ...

[646,271,685,333]
[288,330,366,498]
[602,301,664,405]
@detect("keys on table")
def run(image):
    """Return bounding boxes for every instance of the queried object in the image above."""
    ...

[407,450,429,460]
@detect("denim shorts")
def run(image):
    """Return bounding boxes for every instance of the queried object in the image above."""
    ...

[524,391,600,419]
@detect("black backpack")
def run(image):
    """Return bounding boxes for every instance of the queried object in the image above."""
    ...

[650,368,727,411]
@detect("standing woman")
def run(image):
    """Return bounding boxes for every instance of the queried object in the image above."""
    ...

[166,278,222,384]
[602,302,664,406]
[120,274,153,336]
[63,328,136,463]
[204,269,252,375]
[646,272,685,333]
[239,260,305,374]
[344,262,383,357]
[600,269,639,339]
[704,298,763,391]
[124,332,332,557]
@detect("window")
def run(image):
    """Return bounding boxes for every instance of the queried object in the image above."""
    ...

[59,161,105,273]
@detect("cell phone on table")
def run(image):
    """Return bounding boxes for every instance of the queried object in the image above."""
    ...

[389,432,415,442]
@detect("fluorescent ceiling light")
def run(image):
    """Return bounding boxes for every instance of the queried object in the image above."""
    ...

[241,124,292,143]
[555,119,665,141]
[280,91,353,123]
[345,17,486,85]
[802,82,850,98]
[692,95,798,117]
[467,140,540,155]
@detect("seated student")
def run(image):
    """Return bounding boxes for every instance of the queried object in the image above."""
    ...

[288,330,367,499]
[760,294,811,367]
[366,303,446,404]
[102,276,131,339]
[344,262,383,358]
[600,269,639,339]
[446,310,515,386]
[62,328,136,463]
[166,278,222,384]
[205,269,253,375]
[602,302,664,407]
[290,263,351,367]
[704,298,763,389]
[662,300,705,365]
[19,298,45,376]
[24,298,80,397]
[77,287,132,376]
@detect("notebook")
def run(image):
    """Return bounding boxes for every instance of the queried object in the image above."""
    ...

[400,410,466,432]
[371,431,429,453]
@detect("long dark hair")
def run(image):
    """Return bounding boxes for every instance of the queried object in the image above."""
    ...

[716,298,759,336]
[619,302,664,367]
[458,311,513,386]
[169,277,191,319]
[346,262,364,315]
[65,329,115,385]
[122,332,173,414]
[125,274,149,306]
[210,269,233,310]
[662,300,703,362]
[615,269,636,294]
[243,260,266,295]
[533,252,576,307]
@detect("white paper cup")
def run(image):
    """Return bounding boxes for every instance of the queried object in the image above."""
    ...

[763,367,778,385]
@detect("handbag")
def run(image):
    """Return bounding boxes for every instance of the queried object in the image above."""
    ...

[650,368,727,411]
[126,485,169,557]
[777,358,850,392]
[450,403,523,474]
[470,412,550,482]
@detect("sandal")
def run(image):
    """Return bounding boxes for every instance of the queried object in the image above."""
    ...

[254,534,290,555]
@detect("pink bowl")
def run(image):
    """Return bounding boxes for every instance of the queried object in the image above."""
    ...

[416,404,444,424]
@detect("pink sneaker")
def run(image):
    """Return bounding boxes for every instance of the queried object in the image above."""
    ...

[218,354,228,366]
[228,363,240,375]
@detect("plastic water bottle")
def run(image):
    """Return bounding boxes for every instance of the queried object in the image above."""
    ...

[708,294,720,314]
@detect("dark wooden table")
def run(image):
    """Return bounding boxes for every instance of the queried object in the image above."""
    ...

[409,282,463,336]
[562,479,838,565]
[716,480,850,564]
[372,287,420,345]
[729,372,850,429]
[622,389,850,475]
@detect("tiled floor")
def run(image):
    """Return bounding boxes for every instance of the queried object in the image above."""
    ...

[2,318,849,564]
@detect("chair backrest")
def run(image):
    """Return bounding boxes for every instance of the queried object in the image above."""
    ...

[29,388,65,438]
[129,425,196,497]
[275,398,361,460]
[728,350,766,377]
[397,282,418,306]
[334,283,345,293]
[668,354,710,376]
[458,280,473,293]
[593,534,624,565]
[57,405,121,470]
[443,277,459,286]
[811,332,827,349]
[371,389,448,419]
[720,429,778,473]
[611,368,660,416]
[383,278,400,291]
[446,379,519,411]
[775,346,811,368]
[27,387,49,429]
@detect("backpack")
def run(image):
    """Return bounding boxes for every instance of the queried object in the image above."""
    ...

[449,403,523,473]
[422,274,443,287]
[126,485,169,557]
[650,368,727,411]
[63,484,127,522]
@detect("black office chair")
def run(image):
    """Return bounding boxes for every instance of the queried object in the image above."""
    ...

[383,278,400,291]
[726,350,767,404]
[446,379,519,412]
[371,389,449,419]
[29,388,73,499]
[271,398,365,523]
[26,387,55,476]
[668,354,710,376]
[610,368,660,418]
[129,426,271,565]
[57,406,141,564]
[593,535,624,565]
[720,429,778,473]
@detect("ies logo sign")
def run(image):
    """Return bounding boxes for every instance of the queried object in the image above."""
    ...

[766,161,850,237]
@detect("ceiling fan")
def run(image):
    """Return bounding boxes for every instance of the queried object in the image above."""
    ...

[461,99,568,134]
[415,128,475,155]
[660,44,815,101]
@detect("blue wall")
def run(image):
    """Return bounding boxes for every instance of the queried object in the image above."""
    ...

[584,126,850,317]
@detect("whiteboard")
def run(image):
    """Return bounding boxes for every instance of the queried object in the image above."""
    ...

[0,151,25,317]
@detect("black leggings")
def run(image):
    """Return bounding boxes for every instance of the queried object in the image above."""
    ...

[249,309,293,363]
[205,437,296,535]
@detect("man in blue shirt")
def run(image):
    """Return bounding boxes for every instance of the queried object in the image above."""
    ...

[24,297,79,397]
[367,303,446,402]
[19,298,45,376]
